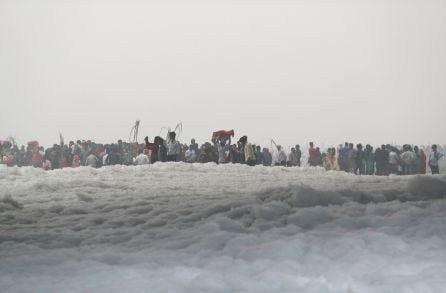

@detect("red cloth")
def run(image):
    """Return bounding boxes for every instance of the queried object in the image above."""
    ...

[28,141,39,148]
[308,147,317,160]
[212,130,234,139]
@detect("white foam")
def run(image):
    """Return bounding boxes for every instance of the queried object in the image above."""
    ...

[0,164,445,292]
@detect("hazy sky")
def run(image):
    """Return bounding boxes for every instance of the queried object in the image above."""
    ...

[1,0,445,148]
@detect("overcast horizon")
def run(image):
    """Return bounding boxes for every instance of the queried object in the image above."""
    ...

[1,0,445,149]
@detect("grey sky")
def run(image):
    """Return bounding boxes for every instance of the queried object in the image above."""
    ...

[1,0,445,148]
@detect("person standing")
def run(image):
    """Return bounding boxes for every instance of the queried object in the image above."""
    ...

[365,145,375,175]
[189,139,199,155]
[239,136,256,166]
[276,145,287,166]
[338,142,349,172]
[155,136,167,162]
[295,145,302,167]
[184,146,197,163]
[374,147,384,175]
[428,144,443,174]
[324,148,338,171]
[348,143,357,173]
[388,146,400,175]
[263,148,272,166]
[419,148,427,174]
[400,145,416,175]
[255,146,264,165]
[166,132,181,162]
[308,142,317,166]
[215,139,231,164]
[144,136,159,163]
[413,146,421,174]
[85,151,98,168]
[315,147,323,167]
[355,144,365,175]
[288,148,299,167]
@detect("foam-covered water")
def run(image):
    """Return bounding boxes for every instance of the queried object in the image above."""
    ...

[0,164,445,292]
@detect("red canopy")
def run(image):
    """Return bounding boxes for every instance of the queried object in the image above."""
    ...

[212,130,234,139]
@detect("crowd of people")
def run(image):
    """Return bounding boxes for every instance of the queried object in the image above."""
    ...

[0,132,444,175]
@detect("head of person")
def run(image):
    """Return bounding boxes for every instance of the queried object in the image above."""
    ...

[169,132,176,141]
[191,139,195,145]
[296,144,300,150]
[432,144,437,150]
[309,142,314,148]
[256,146,261,151]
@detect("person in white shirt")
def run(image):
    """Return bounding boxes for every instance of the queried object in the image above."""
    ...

[213,136,231,164]
[388,148,400,175]
[85,153,98,168]
[166,132,181,162]
[276,145,287,166]
[184,146,197,163]
[429,144,443,174]
[134,149,150,165]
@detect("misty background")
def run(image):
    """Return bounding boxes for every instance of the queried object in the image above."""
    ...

[1,0,445,148]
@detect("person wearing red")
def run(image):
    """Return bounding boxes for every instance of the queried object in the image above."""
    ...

[144,136,159,163]
[419,148,427,174]
[308,142,317,166]
[31,143,43,168]
[72,152,81,168]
